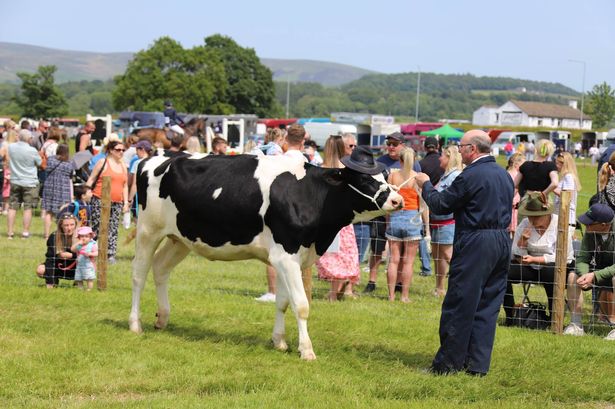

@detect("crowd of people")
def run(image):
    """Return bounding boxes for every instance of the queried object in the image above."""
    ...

[2,115,615,376]
[1,118,159,288]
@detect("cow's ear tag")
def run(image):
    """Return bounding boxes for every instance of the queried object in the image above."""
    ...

[324,169,344,186]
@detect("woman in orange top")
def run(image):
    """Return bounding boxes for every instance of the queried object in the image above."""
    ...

[386,148,428,302]
[86,140,129,264]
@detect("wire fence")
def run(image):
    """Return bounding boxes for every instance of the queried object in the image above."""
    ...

[2,180,614,337]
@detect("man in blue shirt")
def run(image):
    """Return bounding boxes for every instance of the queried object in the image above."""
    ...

[7,129,42,239]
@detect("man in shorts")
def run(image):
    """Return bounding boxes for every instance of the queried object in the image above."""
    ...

[7,129,42,239]
[565,204,615,340]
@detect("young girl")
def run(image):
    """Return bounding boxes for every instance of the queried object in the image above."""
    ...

[36,213,78,288]
[554,152,581,229]
[386,147,426,303]
[72,226,98,291]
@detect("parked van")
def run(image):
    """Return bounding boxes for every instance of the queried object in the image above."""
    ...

[303,122,357,147]
[491,131,535,155]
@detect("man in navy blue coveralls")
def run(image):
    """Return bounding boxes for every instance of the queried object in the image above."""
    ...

[415,130,513,376]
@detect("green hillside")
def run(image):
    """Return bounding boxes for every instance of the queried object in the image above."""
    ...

[0,42,581,121]
[0,42,133,83]
[261,58,375,86]
[275,72,580,121]
[0,42,374,86]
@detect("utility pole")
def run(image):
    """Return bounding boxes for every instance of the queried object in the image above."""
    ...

[285,76,291,119]
[569,59,586,129]
[415,66,421,122]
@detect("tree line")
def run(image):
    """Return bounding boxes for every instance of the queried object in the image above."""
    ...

[1,33,614,129]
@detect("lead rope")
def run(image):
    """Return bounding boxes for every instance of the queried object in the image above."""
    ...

[347,182,399,211]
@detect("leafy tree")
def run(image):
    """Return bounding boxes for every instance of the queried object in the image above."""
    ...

[587,82,615,128]
[204,34,276,117]
[112,36,230,114]
[89,92,114,115]
[15,65,68,118]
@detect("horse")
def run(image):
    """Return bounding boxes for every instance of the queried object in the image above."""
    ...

[183,117,208,139]
[47,126,68,144]
[133,117,208,149]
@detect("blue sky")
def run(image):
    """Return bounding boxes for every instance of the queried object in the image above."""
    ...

[1,0,614,91]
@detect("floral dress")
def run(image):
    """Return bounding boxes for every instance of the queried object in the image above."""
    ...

[316,225,360,283]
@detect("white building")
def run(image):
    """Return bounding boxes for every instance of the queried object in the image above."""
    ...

[472,100,592,130]
[472,106,500,126]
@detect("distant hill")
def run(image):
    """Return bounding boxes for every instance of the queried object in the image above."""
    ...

[344,72,578,96]
[261,58,375,86]
[0,42,133,83]
[0,42,375,86]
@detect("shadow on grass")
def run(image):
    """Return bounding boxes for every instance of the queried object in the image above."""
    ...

[344,343,434,371]
[100,318,269,347]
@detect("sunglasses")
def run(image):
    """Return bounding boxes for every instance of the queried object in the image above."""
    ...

[113,148,126,152]
[347,144,356,148]
[386,141,400,147]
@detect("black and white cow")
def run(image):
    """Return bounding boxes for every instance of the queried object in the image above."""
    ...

[129,150,402,360]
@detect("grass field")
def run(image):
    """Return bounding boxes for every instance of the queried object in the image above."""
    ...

[1,156,614,408]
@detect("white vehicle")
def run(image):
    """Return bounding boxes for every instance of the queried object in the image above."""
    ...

[599,129,615,154]
[303,122,357,147]
[491,131,536,155]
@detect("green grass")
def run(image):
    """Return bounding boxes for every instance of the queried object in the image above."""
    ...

[1,158,614,408]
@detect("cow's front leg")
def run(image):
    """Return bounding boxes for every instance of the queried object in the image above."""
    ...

[272,269,289,352]
[272,253,316,361]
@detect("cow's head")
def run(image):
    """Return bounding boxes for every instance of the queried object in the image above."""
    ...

[337,146,403,222]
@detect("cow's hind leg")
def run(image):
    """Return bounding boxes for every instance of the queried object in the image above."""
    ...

[272,254,316,361]
[272,270,290,352]
[151,237,190,330]
[129,231,164,333]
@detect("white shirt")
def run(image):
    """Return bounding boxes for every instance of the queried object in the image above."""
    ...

[284,149,308,163]
[553,173,577,225]
[512,215,574,265]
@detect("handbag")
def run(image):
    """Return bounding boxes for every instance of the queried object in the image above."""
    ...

[512,301,550,330]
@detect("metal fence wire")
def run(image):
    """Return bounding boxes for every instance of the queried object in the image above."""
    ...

[2,187,614,337]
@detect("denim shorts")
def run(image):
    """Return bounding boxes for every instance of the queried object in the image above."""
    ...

[386,210,422,241]
[430,223,455,245]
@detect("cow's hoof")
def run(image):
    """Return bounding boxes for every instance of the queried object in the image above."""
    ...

[299,349,317,361]
[154,319,168,330]
[154,312,168,330]
[272,333,288,352]
[129,319,143,334]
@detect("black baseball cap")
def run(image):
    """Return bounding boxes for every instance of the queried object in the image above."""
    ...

[578,204,615,225]
[424,136,438,148]
[386,132,404,142]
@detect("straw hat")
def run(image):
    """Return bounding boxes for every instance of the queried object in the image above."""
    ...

[518,192,554,217]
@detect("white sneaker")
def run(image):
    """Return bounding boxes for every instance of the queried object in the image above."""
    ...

[563,323,585,336]
[255,292,276,302]
[604,329,615,341]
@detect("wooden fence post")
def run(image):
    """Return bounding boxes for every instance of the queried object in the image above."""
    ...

[552,190,571,334]
[96,176,111,291]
